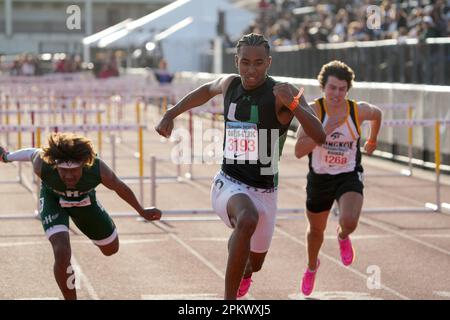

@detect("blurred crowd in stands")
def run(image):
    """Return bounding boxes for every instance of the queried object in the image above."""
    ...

[0,52,120,78]
[240,0,449,48]
[3,54,44,76]
[1,53,83,76]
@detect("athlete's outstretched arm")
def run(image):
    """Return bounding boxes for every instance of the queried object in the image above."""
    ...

[155,74,236,138]
[1,146,43,177]
[99,160,161,221]
[273,83,326,145]
[0,146,39,162]
[358,101,382,155]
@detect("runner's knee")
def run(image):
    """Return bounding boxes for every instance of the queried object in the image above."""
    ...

[52,244,71,267]
[101,246,119,256]
[308,224,326,236]
[99,239,119,256]
[236,211,259,235]
[49,233,71,267]
[339,217,358,232]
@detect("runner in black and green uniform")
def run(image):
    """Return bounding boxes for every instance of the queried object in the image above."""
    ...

[155,33,325,299]
[39,157,116,243]
[1,133,162,300]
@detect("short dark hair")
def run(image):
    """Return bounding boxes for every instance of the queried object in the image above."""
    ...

[42,132,96,168]
[236,33,270,55]
[317,60,355,90]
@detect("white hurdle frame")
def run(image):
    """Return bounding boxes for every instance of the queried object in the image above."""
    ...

[372,118,450,213]
[364,103,415,177]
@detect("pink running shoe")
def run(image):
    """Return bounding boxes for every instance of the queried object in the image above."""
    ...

[301,259,320,296]
[338,229,355,266]
[237,276,252,298]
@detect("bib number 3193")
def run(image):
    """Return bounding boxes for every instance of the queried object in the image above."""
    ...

[224,122,258,161]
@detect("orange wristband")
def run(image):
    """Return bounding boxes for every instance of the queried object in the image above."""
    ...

[366,139,377,145]
[287,87,304,111]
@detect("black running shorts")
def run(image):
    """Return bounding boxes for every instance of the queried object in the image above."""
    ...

[306,170,364,213]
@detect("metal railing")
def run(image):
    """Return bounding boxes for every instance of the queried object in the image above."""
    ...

[223,38,450,85]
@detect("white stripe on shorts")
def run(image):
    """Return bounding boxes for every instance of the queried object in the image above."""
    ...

[93,228,118,246]
[45,225,69,239]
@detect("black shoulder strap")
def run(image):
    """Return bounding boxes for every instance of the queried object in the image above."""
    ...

[316,97,326,123]
[348,100,361,135]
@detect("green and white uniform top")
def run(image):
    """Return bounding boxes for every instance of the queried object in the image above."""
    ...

[40,158,102,207]
[39,157,116,243]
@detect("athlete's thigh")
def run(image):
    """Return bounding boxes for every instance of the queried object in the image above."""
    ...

[227,193,259,228]
[306,173,336,213]
[249,191,276,253]
[40,188,70,239]
[336,172,364,221]
[337,192,363,222]
[211,172,257,228]
[68,195,116,243]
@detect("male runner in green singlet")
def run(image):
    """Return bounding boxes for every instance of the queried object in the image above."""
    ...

[1,132,162,299]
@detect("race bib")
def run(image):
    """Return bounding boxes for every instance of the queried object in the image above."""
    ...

[224,122,258,161]
[320,140,354,168]
[59,195,92,208]
[323,153,349,166]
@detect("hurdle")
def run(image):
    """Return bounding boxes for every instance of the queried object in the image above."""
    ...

[361,118,450,214]
[146,155,305,217]
[366,103,416,177]
[0,107,106,181]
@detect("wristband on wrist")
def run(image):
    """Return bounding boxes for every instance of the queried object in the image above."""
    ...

[366,139,377,145]
[287,87,305,112]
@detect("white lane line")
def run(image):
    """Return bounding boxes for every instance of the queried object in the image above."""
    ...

[434,291,450,298]
[187,235,393,241]
[0,238,167,247]
[360,216,450,257]
[0,234,436,248]
[154,222,225,280]
[117,238,167,244]
[187,237,229,242]
[153,221,255,300]
[71,255,99,300]
[15,297,60,300]
[288,291,384,300]
[0,240,49,247]
[274,226,410,300]
[324,234,395,240]
[418,234,450,238]
[367,183,435,207]
[141,293,222,300]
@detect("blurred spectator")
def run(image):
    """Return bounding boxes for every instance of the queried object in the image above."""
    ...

[10,58,21,76]
[54,55,83,73]
[152,58,174,84]
[97,61,119,79]
[21,55,36,76]
[420,15,440,40]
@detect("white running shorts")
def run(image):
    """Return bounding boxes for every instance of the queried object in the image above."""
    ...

[210,171,278,253]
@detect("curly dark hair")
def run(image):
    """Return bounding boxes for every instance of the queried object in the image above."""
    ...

[42,132,96,168]
[317,60,355,90]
